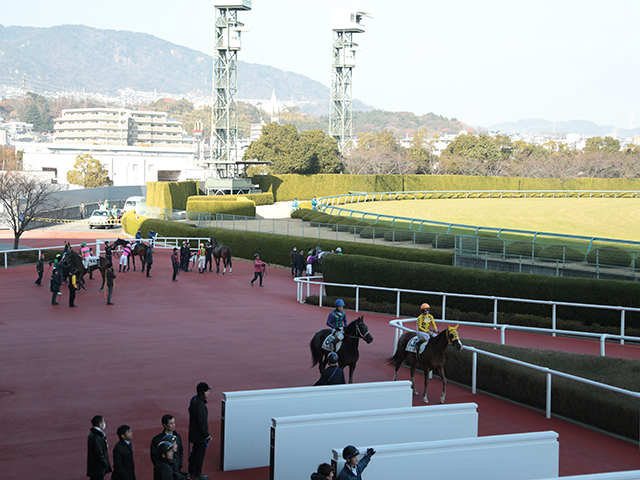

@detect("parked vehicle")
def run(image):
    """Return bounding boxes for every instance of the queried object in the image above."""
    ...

[123,196,146,213]
[89,209,116,229]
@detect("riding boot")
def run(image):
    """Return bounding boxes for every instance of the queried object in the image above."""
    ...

[119,265,121,272]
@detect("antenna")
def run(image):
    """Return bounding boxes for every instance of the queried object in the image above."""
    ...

[329,9,372,151]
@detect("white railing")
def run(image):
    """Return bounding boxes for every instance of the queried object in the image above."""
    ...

[388,318,640,448]
[293,277,640,354]
[2,241,102,269]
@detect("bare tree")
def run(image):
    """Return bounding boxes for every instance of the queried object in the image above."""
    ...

[343,148,416,175]
[0,166,61,249]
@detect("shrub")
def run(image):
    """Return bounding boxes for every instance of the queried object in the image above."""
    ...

[415,232,436,244]
[586,248,632,268]
[432,233,455,249]
[147,181,198,209]
[360,227,385,239]
[537,245,585,263]
[505,241,541,258]
[383,229,416,242]
[477,235,505,254]
[186,197,256,217]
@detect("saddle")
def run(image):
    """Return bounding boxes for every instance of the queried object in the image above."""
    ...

[321,335,342,352]
[405,336,429,354]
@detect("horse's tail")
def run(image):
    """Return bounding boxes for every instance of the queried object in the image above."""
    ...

[387,350,400,366]
[310,334,321,368]
[225,247,232,267]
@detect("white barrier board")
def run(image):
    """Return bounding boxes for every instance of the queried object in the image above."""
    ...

[331,431,559,480]
[536,472,640,480]
[271,402,478,480]
[221,381,413,471]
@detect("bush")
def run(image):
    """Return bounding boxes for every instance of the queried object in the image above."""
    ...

[360,227,386,239]
[186,197,256,217]
[477,235,504,254]
[415,232,436,244]
[290,208,307,219]
[187,192,273,206]
[586,248,632,268]
[505,241,541,258]
[537,245,585,263]
[147,181,198,210]
[383,229,416,242]
[432,233,455,249]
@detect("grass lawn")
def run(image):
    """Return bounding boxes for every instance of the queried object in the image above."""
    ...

[344,198,639,242]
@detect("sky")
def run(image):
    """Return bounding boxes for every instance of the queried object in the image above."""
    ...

[4,0,640,129]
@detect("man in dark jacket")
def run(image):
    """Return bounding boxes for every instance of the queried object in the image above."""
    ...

[104,241,113,267]
[188,382,212,480]
[35,254,44,285]
[145,247,154,277]
[106,267,116,305]
[112,425,136,480]
[336,446,375,480]
[50,268,62,305]
[204,243,213,272]
[150,414,185,473]
[314,352,345,386]
[154,441,178,480]
[290,247,297,277]
[171,248,180,281]
[87,415,112,480]
[296,250,305,277]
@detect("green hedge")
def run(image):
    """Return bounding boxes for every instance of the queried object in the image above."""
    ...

[320,254,640,328]
[187,192,274,206]
[186,197,256,217]
[537,245,585,263]
[121,213,453,267]
[444,340,640,441]
[146,181,199,210]
[586,248,633,268]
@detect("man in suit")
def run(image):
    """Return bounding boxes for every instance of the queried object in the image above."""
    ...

[87,415,112,480]
[188,382,212,480]
[112,425,136,480]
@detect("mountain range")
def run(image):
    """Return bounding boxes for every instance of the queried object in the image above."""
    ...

[485,118,640,139]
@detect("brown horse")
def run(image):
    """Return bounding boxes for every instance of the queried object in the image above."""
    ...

[113,238,147,273]
[65,249,111,290]
[210,237,232,275]
[388,325,462,404]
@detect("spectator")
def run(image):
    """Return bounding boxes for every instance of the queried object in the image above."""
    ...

[311,463,335,480]
[50,268,62,305]
[291,198,299,212]
[188,382,212,480]
[104,241,113,268]
[251,253,266,287]
[145,247,154,277]
[314,352,345,386]
[311,196,318,211]
[204,242,213,272]
[336,247,342,254]
[336,446,375,480]
[290,247,297,277]
[69,267,78,307]
[80,202,86,219]
[105,267,116,305]
[150,414,185,475]
[112,425,136,480]
[87,415,112,480]
[297,249,305,277]
[35,254,44,286]
[180,241,190,272]
[171,248,180,282]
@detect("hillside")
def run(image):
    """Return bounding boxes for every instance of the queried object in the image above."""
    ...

[486,118,640,138]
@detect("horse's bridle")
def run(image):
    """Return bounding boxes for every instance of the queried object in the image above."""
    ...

[345,321,370,340]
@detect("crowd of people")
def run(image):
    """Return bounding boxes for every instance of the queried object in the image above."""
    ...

[289,245,342,278]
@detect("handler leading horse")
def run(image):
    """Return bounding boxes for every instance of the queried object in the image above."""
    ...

[113,238,147,273]
[388,325,462,404]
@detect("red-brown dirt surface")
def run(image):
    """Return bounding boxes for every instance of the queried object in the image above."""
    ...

[2,231,640,480]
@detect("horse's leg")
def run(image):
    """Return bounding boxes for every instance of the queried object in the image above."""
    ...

[348,363,355,384]
[130,255,134,272]
[98,267,106,291]
[437,366,447,404]
[410,365,418,395]
[215,257,220,274]
[227,254,232,275]
[423,368,431,404]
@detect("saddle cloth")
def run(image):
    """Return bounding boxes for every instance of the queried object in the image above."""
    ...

[83,257,100,267]
[321,335,342,352]
[406,336,429,354]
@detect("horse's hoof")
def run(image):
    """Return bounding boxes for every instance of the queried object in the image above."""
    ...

[413,390,419,396]
[440,397,446,404]
[423,397,429,404]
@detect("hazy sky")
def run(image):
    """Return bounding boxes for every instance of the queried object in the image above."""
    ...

[4,0,640,128]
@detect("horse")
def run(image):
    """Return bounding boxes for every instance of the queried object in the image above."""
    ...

[210,237,232,275]
[310,316,373,384]
[113,238,147,273]
[65,249,111,290]
[388,325,462,404]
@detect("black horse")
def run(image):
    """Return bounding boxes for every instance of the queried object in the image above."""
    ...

[65,249,111,290]
[310,316,373,384]
[113,238,147,273]
[210,237,232,275]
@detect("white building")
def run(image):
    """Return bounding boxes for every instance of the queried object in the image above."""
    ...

[53,108,193,148]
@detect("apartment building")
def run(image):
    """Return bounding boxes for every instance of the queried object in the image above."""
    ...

[53,108,193,148]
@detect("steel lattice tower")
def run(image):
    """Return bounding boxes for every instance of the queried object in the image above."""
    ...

[329,10,370,151]
[210,1,251,178]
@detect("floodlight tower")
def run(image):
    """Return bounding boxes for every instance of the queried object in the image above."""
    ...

[329,10,371,151]
[210,0,251,179]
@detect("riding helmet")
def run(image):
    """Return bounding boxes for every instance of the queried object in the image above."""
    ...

[421,303,430,311]
[157,441,173,456]
[342,445,359,459]
[327,352,339,364]
[81,242,86,247]
[335,299,345,307]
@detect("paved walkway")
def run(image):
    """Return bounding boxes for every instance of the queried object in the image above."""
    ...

[1,231,640,479]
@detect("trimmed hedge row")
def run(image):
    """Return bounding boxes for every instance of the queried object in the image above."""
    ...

[320,254,640,328]
[444,339,640,441]
[147,181,199,210]
[252,173,640,202]
[186,197,256,217]
[187,192,274,206]
[120,212,453,267]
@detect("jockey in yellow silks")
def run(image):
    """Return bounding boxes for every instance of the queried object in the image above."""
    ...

[417,303,438,341]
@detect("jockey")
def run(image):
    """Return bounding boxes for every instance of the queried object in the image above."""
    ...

[119,243,132,273]
[327,299,348,350]
[197,243,206,274]
[417,303,438,343]
[80,242,92,269]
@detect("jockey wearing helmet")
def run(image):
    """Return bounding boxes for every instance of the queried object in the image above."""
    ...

[327,299,348,349]
[80,242,92,269]
[417,303,438,342]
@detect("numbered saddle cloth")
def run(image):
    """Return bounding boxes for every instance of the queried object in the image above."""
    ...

[321,335,342,352]
[406,336,429,354]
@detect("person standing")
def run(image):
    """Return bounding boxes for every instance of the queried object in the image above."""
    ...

[135,229,142,244]
[197,243,206,274]
[112,425,136,480]
[154,441,180,480]
[188,382,212,480]
[150,414,185,474]
[180,241,190,272]
[80,202,86,219]
[290,247,297,277]
[106,267,116,305]
[87,415,112,480]
[297,249,305,277]
[35,254,44,286]
[50,267,62,305]
[311,196,318,211]
[145,247,154,277]
[314,352,345,386]
[336,446,375,480]
[250,253,266,287]
[311,463,335,480]
[104,241,113,268]
[69,268,78,307]
[171,248,180,281]
[204,242,213,273]
[148,228,157,249]
[291,197,299,212]
[119,243,131,273]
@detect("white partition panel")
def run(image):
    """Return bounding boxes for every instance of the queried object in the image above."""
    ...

[331,431,559,480]
[536,472,640,480]
[221,381,412,471]
[271,403,478,480]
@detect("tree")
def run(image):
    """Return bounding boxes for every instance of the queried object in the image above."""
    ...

[0,166,61,248]
[406,128,436,174]
[584,136,621,154]
[67,154,113,188]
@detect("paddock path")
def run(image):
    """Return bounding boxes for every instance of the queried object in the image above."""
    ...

[1,230,640,479]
